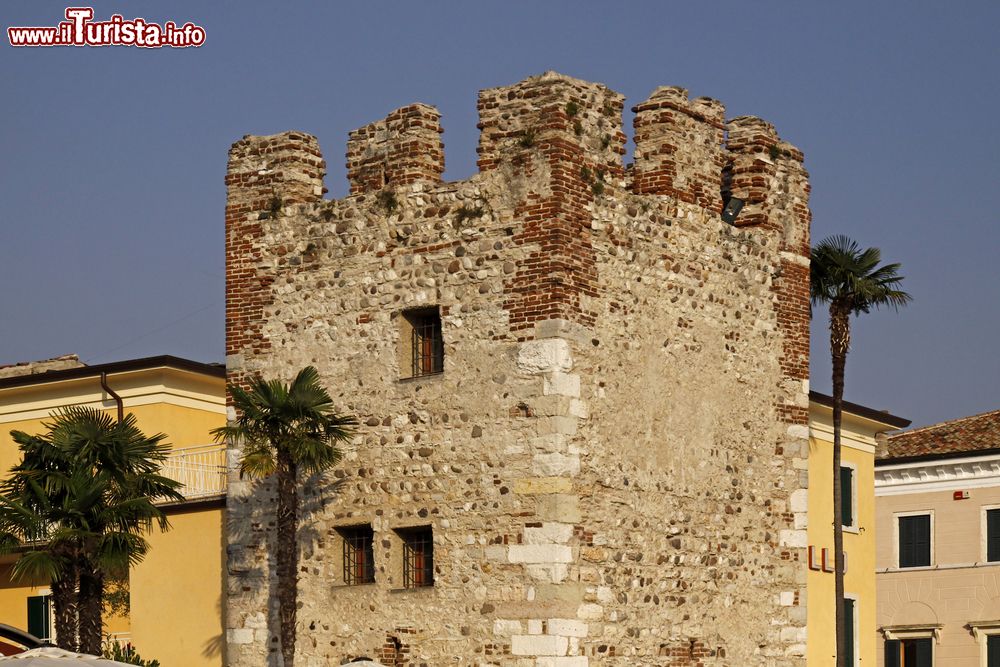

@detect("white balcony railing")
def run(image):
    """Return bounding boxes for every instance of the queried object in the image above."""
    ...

[160,443,227,501]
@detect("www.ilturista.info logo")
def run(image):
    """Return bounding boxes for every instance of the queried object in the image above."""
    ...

[8,7,205,48]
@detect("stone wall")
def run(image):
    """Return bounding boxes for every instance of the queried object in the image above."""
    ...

[0,354,83,379]
[224,72,811,666]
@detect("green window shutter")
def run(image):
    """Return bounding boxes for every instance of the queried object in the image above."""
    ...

[884,639,900,667]
[988,509,1000,562]
[842,598,855,665]
[914,637,932,667]
[27,595,49,640]
[988,634,1000,667]
[899,515,931,567]
[840,466,854,527]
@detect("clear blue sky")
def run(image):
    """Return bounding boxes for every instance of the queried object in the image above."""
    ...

[2,1,997,428]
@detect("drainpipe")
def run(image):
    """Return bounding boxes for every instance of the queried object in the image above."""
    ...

[100,371,124,423]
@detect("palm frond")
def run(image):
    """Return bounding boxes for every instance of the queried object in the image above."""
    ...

[11,549,63,585]
[811,235,912,315]
[240,450,277,479]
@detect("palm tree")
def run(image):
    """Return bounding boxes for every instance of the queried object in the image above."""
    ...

[212,366,355,667]
[811,235,910,666]
[0,407,183,653]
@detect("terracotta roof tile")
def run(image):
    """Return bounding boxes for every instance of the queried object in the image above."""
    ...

[883,409,1000,461]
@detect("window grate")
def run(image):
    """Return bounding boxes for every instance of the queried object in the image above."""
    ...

[409,311,443,377]
[399,527,434,588]
[339,525,375,585]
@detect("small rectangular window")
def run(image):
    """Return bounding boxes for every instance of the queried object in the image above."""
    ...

[27,595,51,641]
[840,466,855,528]
[401,308,443,378]
[898,514,931,568]
[987,509,1000,562]
[338,525,375,585]
[397,526,434,588]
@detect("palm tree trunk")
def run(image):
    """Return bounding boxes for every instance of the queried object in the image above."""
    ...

[77,560,104,656]
[830,303,851,667]
[275,450,299,667]
[50,561,78,651]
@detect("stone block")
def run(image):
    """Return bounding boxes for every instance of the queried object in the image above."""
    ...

[543,372,581,398]
[536,416,579,437]
[511,634,568,656]
[546,619,588,638]
[786,424,809,439]
[518,339,573,375]
[534,582,586,605]
[525,563,569,583]
[532,433,569,453]
[524,522,574,545]
[532,453,581,477]
[789,489,808,513]
[508,544,573,564]
[568,399,589,419]
[532,396,575,418]
[576,603,604,620]
[513,477,573,495]
[779,529,807,548]
[535,495,582,523]
[485,545,508,562]
[494,619,524,636]
[535,658,588,667]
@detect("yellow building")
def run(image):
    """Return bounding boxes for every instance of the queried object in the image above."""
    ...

[0,355,226,666]
[809,391,910,666]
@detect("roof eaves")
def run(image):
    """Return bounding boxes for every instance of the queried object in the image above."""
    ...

[0,355,225,390]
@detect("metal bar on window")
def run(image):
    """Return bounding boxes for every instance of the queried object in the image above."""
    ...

[401,528,433,588]
[409,312,443,377]
[340,526,374,585]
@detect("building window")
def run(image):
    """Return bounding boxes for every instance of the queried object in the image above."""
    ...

[987,634,1000,667]
[987,508,1000,562]
[840,465,855,528]
[401,308,443,378]
[397,526,434,588]
[27,594,52,641]
[884,638,932,667]
[844,597,857,666]
[338,525,375,585]
[898,514,931,568]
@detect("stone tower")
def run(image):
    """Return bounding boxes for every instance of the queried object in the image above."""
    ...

[224,72,811,666]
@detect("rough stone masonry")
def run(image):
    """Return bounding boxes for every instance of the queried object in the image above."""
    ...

[224,72,811,666]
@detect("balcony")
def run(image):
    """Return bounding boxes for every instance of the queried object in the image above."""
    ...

[160,444,227,502]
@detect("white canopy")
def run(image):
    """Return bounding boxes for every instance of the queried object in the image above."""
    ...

[0,648,133,665]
